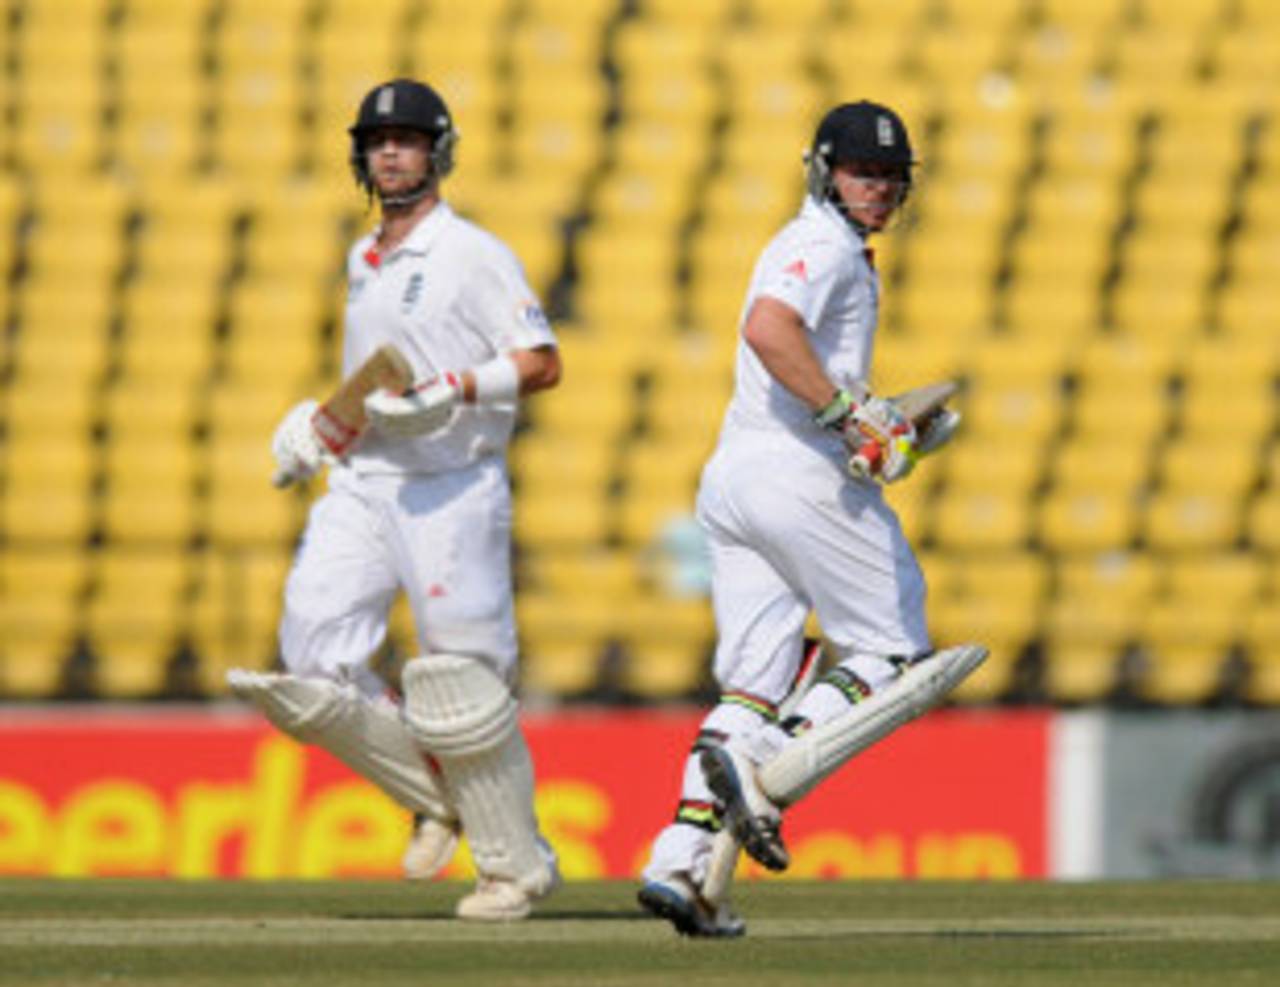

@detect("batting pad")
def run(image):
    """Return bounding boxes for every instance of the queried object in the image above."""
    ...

[226,669,455,823]
[757,644,988,807]
[401,654,554,897]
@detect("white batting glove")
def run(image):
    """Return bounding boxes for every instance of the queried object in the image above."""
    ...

[271,399,328,488]
[844,396,919,484]
[364,372,463,438]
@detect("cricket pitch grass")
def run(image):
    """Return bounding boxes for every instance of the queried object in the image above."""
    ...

[3,879,1280,986]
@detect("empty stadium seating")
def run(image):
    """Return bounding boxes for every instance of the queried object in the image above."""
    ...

[0,0,1277,707]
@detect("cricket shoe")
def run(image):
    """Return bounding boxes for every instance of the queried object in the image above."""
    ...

[455,837,562,922]
[402,813,460,881]
[700,744,789,872]
[456,879,534,921]
[637,873,745,939]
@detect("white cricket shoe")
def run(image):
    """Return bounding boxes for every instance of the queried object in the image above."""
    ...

[700,744,789,872]
[637,871,746,938]
[455,837,561,921]
[455,879,534,921]
[402,814,460,881]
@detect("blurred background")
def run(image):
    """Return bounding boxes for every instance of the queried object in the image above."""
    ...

[1,0,1278,717]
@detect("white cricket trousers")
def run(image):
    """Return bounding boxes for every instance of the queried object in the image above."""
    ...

[279,459,518,691]
[696,433,930,705]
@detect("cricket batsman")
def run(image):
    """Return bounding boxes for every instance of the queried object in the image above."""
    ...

[638,101,985,937]
[228,78,562,921]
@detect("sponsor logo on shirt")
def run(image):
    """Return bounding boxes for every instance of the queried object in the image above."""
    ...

[783,258,808,281]
[519,300,550,331]
[401,272,424,312]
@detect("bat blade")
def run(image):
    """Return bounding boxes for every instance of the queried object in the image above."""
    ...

[322,343,415,436]
[889,379,960,425]
[272,344,414,488]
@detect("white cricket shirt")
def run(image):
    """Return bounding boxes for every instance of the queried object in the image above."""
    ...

[718,196,880,461]
[342,201,557,474]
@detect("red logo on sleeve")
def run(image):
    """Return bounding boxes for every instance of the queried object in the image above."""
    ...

[783,258,808,280]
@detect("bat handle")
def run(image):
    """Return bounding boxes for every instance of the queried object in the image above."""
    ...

[271,468,295,489]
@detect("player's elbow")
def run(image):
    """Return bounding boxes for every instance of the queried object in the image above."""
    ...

[520,346,562,394]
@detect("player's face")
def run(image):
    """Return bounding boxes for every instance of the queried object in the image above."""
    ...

[831,160,909,231]
[365,126,434,196]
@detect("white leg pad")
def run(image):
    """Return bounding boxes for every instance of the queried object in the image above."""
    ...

[757,644,988,807]
[400,654,554,899]
[226,669,455,825]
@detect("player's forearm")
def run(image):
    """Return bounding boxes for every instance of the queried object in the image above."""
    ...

[742,297,838,413]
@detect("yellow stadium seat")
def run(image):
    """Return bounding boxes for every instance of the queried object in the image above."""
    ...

[521,548,642,598]
[1041,640,1122,704]
[517,590,614,695]
[511,433,616,495]
[521,635,607,698]
[927,551,1046,701]
[1244,604,1280,703]
[895,279,993,336]
[1047,436,1151,493]
[87,550,189,697]
[637,0,738,26]
[593,168,691,232]
[962,378,1065,442]
[112,27,204,177]
[620,435,712,498]
[191,547,291,693]
[100,435,199,545]
[1070,380,1170,443]
[1119,215,1220,274]
[1179,382,1274,439]
[0,548,86,697]
[1110,280,1207,341]
[528,372,635,438]
[939,440,1045,495]
[620,637,711,700]
[1,483,95,545]
[1156,435,1261,496]
[1037,488,1140,553]
[1143,490,1242,551]
[617,492,697,549]
[932,488,1032,551]
[206,435,302,547]
[514,489,612,549]
[207,379,301,439]
[1136,637,1232,706]
[102,378,199,439]
[613,113,709,181]
[1247,491,1280,551]
[1136,553,1255,703]
[616,595,714,699]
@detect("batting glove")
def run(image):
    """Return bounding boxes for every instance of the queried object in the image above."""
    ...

[364,372,463,438]
[845,395,918,483]
[270,399,328,488]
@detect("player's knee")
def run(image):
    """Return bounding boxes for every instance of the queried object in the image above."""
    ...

[400,652,517,756]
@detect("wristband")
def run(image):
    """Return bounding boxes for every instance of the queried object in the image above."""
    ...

[814,389,856,430]
[471,354,520,404]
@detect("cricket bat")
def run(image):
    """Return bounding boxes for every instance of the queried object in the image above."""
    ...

[890,378,960,426]
[701,639,826,911]
[272,343,414,488]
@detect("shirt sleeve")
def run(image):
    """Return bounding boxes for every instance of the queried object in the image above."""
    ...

[754,238,847,332]
[459,241,558,352]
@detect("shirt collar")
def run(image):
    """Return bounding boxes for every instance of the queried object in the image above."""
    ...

[362,200,455,268]
[801,195,867,250]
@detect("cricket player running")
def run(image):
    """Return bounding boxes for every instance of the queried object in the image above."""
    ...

[637,101,985,937]
[228,79,562,921]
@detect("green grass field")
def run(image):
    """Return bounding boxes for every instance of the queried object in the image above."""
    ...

[3,879,1280,986]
